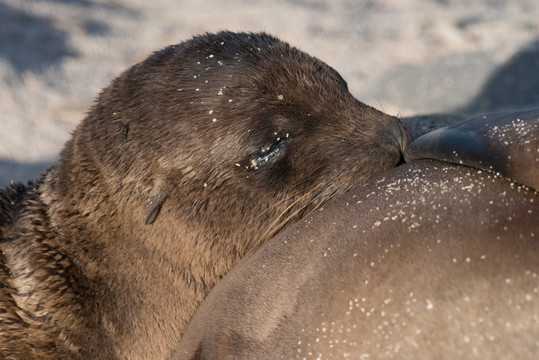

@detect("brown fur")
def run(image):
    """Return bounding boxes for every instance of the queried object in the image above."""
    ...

[0,31,409,359]
[174,160,539,359]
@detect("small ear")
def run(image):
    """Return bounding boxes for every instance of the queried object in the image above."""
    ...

[143,178,170,225]
[404,108,539,190]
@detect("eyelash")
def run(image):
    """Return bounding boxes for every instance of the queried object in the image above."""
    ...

[249,136,292,169]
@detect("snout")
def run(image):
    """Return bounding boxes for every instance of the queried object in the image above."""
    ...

[377,118,412,164]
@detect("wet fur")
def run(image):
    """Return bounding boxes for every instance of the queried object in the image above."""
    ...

[0,32,408,359]
[174,161,538,359]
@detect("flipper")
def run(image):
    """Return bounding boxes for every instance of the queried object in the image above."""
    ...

[404,108,539,190]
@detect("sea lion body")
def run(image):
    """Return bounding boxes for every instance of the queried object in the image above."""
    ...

[0,32,408,359]
[174,161,539,359]
[405,107,539,190]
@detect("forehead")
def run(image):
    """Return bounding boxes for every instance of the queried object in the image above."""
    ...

[173,33,348,97]
[156,33,353,138]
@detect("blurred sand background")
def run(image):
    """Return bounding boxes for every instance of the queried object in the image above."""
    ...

[1,0,539,185]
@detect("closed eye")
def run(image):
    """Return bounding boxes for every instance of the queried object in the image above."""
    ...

[249,136,292,169]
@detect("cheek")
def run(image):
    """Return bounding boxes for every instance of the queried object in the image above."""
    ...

[238,158,293,190]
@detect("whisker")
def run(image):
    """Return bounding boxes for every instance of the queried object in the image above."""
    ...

[250,169,351,252]
[250,167,337,224]
[256,188,317,244]
[253,180,350,251]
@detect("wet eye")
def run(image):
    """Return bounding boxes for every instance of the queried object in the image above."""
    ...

[249,135,292,169]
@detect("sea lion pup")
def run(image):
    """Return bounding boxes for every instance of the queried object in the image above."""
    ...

[173,111,539,359]
[0,31,409,359]
[174,161,538,360]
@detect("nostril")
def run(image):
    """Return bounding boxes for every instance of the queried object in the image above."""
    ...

[397,123,412,165]
[396,155,406,166]
[380,120,411,150]
[377,119,412,165]
[395,119,412,154]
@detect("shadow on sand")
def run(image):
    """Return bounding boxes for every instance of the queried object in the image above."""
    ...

[1,36,538,185]
[0,2,77,73]
[404,37,539,138]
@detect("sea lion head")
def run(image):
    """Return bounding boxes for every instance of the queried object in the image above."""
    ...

[63,31,410,250]
[56,31,409,256]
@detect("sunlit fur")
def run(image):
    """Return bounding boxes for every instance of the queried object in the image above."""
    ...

[0,31,408,359]
[175,161,539,360]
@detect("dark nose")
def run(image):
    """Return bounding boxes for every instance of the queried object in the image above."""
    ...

[378,118,412,163]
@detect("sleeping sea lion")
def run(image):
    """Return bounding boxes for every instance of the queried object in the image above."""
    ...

[0,31,409,359]
[173,110,539,359]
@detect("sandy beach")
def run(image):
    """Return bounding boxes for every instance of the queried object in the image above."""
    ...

[1,0,538,185]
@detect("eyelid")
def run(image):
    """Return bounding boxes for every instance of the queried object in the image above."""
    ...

[249,136,292,169]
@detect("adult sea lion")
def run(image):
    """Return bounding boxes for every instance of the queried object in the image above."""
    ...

[174,110,539,359]
[0,31,409,359]
[174,161,538,360]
